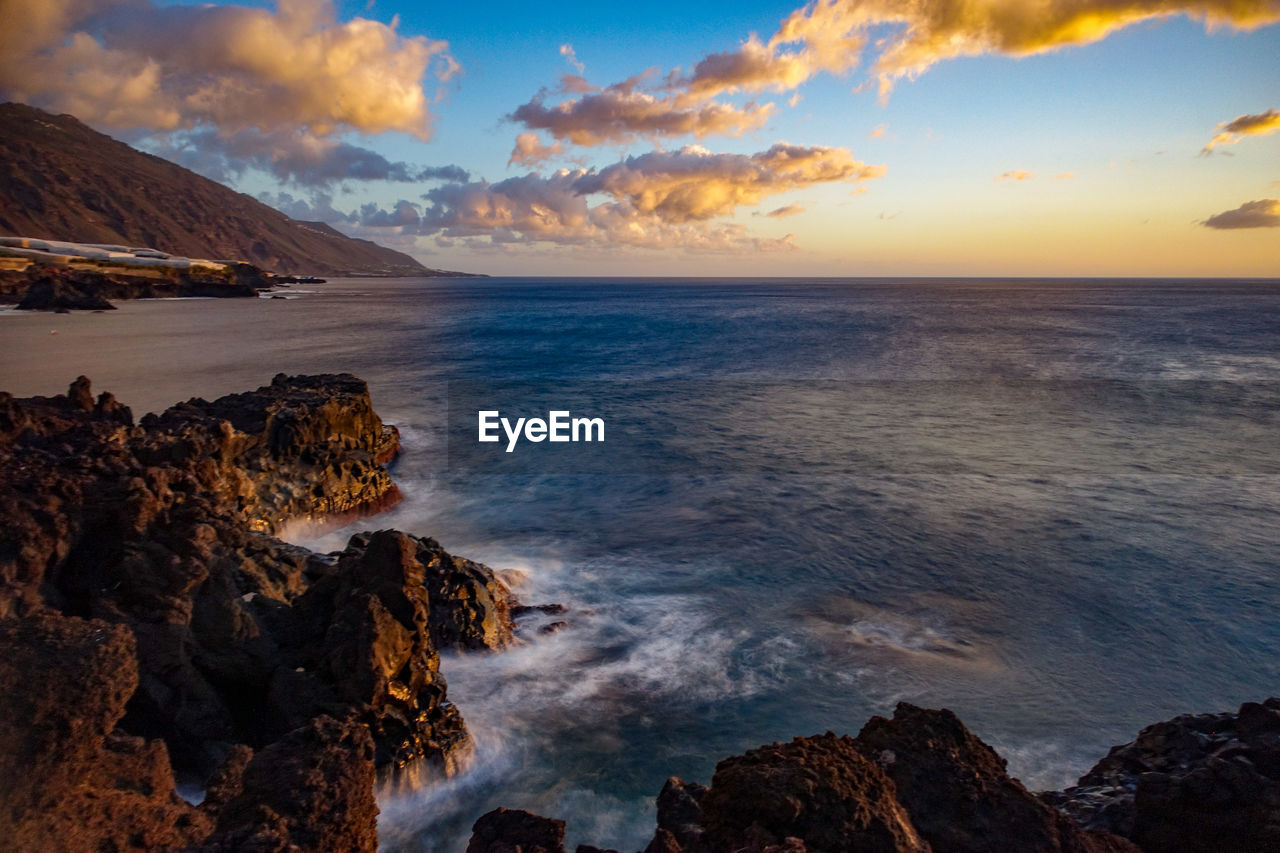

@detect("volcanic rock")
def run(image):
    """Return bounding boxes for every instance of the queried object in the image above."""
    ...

[0,613,210,851]
[1045,698,1280,852]
[0,375,487,784]
[201,716,379,853]
[853,703,1138,853]
[467,808,567,853]
[698,732,929,853]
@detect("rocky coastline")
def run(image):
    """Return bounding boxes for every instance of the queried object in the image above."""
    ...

[0,263,272,311]
[0,375,1275,851]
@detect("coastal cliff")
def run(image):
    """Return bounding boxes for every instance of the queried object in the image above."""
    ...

[1,375,1276,852]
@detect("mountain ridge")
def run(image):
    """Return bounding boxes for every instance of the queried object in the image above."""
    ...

[0,102,473,277]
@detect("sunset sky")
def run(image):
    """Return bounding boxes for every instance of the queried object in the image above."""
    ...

[2,0,1277,276]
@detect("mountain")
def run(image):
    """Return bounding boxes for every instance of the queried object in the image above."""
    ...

[0,103,470,277]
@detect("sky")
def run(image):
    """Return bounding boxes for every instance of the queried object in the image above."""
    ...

[1,0,1277,276]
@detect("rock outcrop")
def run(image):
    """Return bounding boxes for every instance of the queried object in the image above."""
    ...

[0,614,210,851]
[853,704,1137,853]
[3,262,265,311]
[200,715,380,853]
[699,733,929,853]
[467,808,568,853]
[481,703,1150,853]
[1044,698,1280,852]
[0,374,521,850]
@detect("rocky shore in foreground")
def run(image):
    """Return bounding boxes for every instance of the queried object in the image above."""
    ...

[0,375,1276,852]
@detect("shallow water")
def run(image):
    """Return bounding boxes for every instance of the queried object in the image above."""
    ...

[4,277,1279,851]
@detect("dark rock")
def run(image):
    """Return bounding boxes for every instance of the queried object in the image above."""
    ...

[698,732,929,853]
[653,777,708,851]
[853,703,1137,853]
[540,620,569,635]
[512,603,567,617]
[341,530,516,652]
[202,715,379,853]
[7,263,262,312]
[1049,698,1280,852]
[0,375,480,784]
[16,269,115,310]
[275,530,474,785]
[0,613,211,850]
[201,744,255,817]
[467,807,567,853]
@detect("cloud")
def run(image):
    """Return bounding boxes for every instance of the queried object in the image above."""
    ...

[259,191,353,222]
[759,0,1280,98]
[151,127,468,187]
[868,124,887,138]
[511,0,1278,153]
[1202,198,1280,229]
[1202,108,1280,153]
[1054,172,1075,179]
[352,142,880,252]
[508,132,567,167]
[573,143,882,222]
[0,0,456,139]
[358,199,422,227]
[560,43,585,75]
[761,204,806,218]
[996,170,1035,182]
[509,79,775,146]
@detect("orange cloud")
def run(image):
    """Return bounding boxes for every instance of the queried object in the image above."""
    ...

[996,170,1035,182]
[510,79,775,146]
[508,132,566,167]
[575,143,883,222]
[1054,172,1075,179]
[1202,108,1280,153]
[763,0,1280,98]
[1202,199,1280,229]
[763,204,806,218]
[666,0,1280,108]
[0,0,454,138]
[368,142,880,251]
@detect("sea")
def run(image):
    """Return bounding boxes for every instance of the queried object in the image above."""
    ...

[3,277,1279,851]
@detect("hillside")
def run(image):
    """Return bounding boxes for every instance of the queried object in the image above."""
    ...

[0,103,468,277]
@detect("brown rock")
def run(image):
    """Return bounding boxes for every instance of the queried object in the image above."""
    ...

[467,807,567,853]
[655,777,708,851]
[853,703,1137,853]
[0,613,210,851]
[1050,698,1280,852]
[699,732,930,853]
[203,715,379,853]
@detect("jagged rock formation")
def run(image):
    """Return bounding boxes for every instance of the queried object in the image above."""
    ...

[0,614,211,851]
[1044,698,1280,852]
[0,102,475,277]
[199,715,380,852]
[0,374,521,849]
[483,704,1148,853]
[852,704,1135,853]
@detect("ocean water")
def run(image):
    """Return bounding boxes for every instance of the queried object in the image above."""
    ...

[3,277,1279,851]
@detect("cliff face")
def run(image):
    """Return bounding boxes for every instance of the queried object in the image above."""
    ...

[0,102,459,277]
